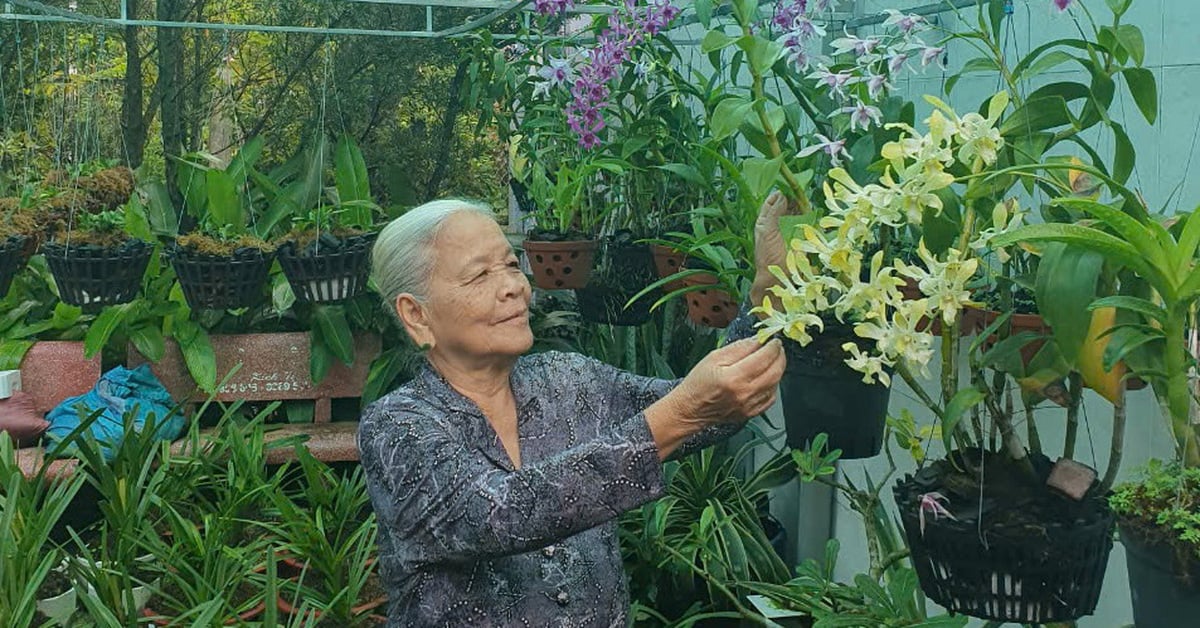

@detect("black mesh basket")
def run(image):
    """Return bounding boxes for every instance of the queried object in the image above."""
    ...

[573,241,659,327]
[0,235,28,297]
[277,232,376,303]
[42,239,151,310]
[168,243,275,310]
[893,471,1115,623]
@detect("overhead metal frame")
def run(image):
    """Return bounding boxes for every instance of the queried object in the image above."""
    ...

[0,0,980,40]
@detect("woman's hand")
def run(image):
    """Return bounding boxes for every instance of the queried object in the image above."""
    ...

[751,191,796,308]
[645,338,786,458]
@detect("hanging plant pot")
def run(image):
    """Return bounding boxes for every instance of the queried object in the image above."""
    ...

[574,240,658,327]
[277,231,377,304]
[893,451,1115,623]
[42,239,151,310]
[649,243,687,291]
[681,272,739,328]
[779,336,890,459]
[0,234,28,297]
[1119,519,1200,627]
[168,242,275,310]
[522,237,598,290]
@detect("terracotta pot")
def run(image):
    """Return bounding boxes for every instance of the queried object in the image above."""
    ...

[681,273,738,328]
[649,244,687,290]
[142,601,266,626]
[522,239,597,290]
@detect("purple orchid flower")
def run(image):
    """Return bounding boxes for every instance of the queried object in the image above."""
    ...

[864,72,892,100]
[917,492,958,538]
[798,133,851,167]
[921,45,947,68]
[1053,0,1073,10]
[809,67,854,100]
[534,0,574,17]
[887,50,912,75]
[882,9,925,34]
[839,99,883,132]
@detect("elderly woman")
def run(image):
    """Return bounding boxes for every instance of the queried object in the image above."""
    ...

[359,193,794,626]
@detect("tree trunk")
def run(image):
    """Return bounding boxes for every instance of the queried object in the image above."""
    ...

[157,0,186,207]
[121,2,148,168]
[425,57,468,197]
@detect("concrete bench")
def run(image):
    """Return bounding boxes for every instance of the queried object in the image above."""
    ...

[14,336,374,479]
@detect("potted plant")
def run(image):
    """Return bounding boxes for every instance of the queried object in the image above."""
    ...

[169,139,279,310]
[574,230,660,326]
[276,135,381,304]
[41,205,153,310]
[0,197,35,297]
[0,435,87,628]
[995,192,1200,626]
[518,154,624,290]
[265,449,385,624]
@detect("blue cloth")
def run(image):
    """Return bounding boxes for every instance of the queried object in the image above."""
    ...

[44,365,183,461]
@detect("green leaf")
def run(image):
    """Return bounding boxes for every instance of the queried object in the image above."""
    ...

[700,29,736,54]
[1115,24,1146,66]
[129,325,166,363]
[737,35,783,75]
[1110,122,1135,184]
[1000,96,1074,136]
[175,155,209,220]
[1103,326,1163,371]
[710,97,753,141]
[1028,81,1091,104]
[173,319,216,392]
[942,387,986,452]
[1106,0,1132,17]
[334,134,371,204]
[205,169,243,234]
[1089,295,1167,323]
[946,57,1000,94]
[123,192,154,242]
[742,157,783,201]
[227,135,264,188]
[1122,67,1158,124]
[1053,198,1170,278]
[1176,207,1200,272]
[285,401,315,424]
[695,0,713,27]
[1018,51,1076,81]
[312,304,354,365]
[732,0,757,24]
[1035,243,1104,367]
[0,339,33,370]
[993,222,1154,286]
[656,163,707,187]
[83,304,129,359]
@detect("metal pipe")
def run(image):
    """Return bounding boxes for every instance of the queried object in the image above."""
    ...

[844,0,978,28]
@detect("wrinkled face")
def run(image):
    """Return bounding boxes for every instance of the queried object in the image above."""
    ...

[419,212,533,361]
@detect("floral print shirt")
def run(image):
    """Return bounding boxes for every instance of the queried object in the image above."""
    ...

[358,313,754,627]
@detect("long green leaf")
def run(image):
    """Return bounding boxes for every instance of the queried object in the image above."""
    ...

[173,319,217,392]
[1053,197,1172,281]
[941,387,986,451]
[227,135,264,187]
[1089,295,1167,323]
[205,169,243,234]
[0,339,33,371]
[1036,243,1103,367]
[1122,67,1158,124]
[312,304,355,365]
[334,134,371,204]
[1176,207,1200,274]
[83,304,130,358]
[992,223,1154,283]
[129,325,166,363]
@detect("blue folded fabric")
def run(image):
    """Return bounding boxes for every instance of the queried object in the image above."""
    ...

[44,364,184,461]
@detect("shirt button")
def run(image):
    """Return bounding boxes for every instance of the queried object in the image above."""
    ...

[555,590,570,606]
[542,545,557,558]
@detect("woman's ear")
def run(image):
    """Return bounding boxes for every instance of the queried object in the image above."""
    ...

[396,294,434,350]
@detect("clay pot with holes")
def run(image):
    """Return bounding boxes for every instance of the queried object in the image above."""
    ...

[649,243,687,291]
[681,272,738,328]
[522,237,598,290]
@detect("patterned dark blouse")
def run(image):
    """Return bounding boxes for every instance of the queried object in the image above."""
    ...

[358,313,755,627]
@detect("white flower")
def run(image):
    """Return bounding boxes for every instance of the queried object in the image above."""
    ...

[839,99,883,132]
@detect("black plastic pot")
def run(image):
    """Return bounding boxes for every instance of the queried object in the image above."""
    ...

[42,239,151,310]
[893,467,1115,623]
[277,232,376,303]
[761,514,788,564]
[779,339,890,459]
[168,243,274,310]
[0,234,27,297]
[1120,519,1200,627]
[574,241,659,327]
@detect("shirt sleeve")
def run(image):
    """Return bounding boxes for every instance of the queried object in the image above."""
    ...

[359,400,666,571]
[580,302,761,460]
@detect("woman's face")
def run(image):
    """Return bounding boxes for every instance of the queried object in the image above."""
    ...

[420,211,533,361]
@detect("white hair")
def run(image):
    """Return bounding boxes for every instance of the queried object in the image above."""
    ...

[372,198,496,321]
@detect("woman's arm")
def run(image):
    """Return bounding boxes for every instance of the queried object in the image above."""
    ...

[360,401,665,570]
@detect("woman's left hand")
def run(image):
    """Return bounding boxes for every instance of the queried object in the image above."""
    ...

[751,190,796,306]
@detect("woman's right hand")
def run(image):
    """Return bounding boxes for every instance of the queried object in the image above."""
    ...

[645,338,786,457]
